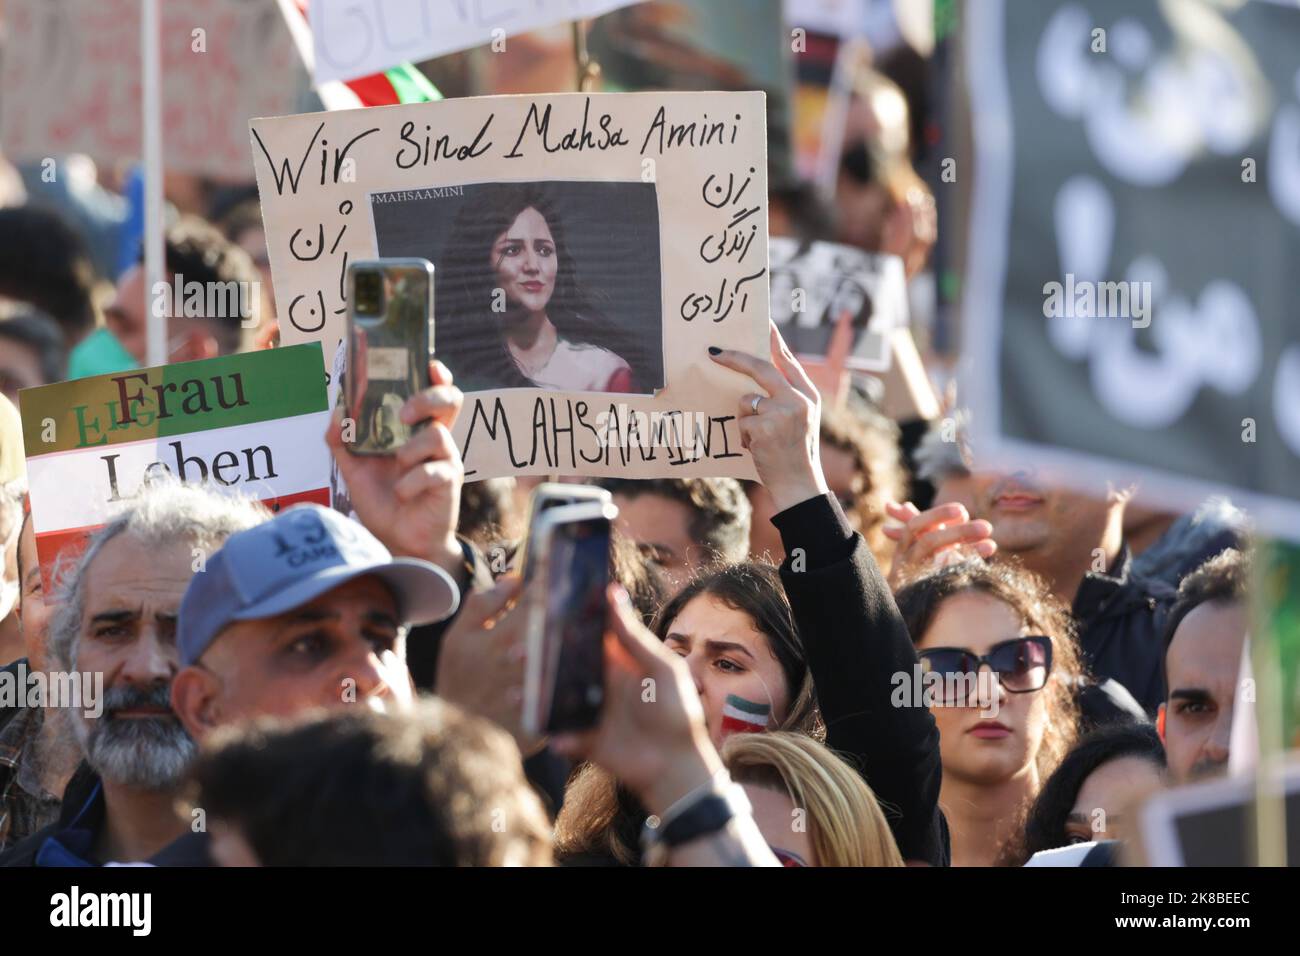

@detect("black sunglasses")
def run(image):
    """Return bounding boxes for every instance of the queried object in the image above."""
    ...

[917,636,1054,704]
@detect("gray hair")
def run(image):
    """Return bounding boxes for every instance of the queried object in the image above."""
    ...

[48,479,271,671]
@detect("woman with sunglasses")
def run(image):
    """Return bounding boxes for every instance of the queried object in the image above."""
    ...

[895,561,1083,866]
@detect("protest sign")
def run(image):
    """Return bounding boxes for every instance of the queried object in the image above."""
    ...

[309,0,642,84]
[19,344,332,590]
[0,0,303,180]
[962,0,1300,539]
[769,238,907,371]
[250,91,770,481]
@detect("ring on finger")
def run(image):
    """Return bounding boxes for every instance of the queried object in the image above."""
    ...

[750,394,763,415]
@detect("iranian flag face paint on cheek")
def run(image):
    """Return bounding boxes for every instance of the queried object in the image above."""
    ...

[721,693,771,737]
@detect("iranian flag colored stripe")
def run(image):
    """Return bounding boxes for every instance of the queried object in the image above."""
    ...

[34,487,330,592]
[721,694,770,736]
[19,344,327,457]
[347,62,443,106]
[290,1,441,107]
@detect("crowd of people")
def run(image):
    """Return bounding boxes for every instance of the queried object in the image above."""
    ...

[0,13,1262,869]
[0,317,1254,865]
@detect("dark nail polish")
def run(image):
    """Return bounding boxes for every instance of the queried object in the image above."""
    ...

[708,346,722,355]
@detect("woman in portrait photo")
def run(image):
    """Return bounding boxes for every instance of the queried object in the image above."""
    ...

[438,184,638,393]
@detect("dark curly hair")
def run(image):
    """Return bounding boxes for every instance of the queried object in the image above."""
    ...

[598,477,752,567]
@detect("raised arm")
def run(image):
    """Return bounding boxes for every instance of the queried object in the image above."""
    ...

[709,323,948,866]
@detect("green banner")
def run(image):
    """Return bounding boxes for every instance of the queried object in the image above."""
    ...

[19,343,327,457]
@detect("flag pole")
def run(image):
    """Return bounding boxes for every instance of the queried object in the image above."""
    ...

[142,0,166,367]
[572,19,600,93]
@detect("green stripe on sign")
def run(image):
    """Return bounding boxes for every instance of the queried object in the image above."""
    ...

[386,63,442,104]
[20,343,327,457]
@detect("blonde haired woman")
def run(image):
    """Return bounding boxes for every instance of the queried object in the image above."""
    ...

[722,731,904,867]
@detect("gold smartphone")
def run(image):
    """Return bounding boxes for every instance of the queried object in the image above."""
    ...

[344,258,435,456]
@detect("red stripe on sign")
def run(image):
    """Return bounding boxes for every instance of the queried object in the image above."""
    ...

[260,488,332,513]
[33,487,331,598]
[345,73,401,106]
[34,526,93,597]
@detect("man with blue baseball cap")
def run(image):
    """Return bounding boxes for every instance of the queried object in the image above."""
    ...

[170,503,459,736]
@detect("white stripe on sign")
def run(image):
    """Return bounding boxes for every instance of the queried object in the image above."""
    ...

[26,411,331,532]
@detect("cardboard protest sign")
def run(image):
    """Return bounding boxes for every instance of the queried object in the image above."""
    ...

[0,0,303,180]
[250,91,769,480]
[962,0,1300,539]
[769,238,906,371]
[19,344,331,589]
[309,0,642,84]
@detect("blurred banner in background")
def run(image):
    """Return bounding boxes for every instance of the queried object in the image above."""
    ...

[962,0,1300,538]
[308,0,642,84]
[1,0,304,180]
[588,0,795,183]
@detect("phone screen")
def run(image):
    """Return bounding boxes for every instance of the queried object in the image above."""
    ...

[538,515,610,733]
[522,489,605,583]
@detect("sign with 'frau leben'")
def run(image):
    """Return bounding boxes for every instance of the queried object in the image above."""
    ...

[20,344,331,590]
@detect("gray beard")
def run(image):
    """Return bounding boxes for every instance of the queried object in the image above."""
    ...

[76,712,197,791]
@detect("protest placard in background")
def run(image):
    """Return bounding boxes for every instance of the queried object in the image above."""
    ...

[784,0,868,39]
[19,344,332,590]
[309,0,642,84]
[769,238,906,371]
[0,0,303,180]
[962,0,1300,539]
[250,91,769,481]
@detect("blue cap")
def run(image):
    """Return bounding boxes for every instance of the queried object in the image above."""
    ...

[178,504,459,666]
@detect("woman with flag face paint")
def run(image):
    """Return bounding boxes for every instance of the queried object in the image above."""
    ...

[654,563,817,748]
[554,324,949,866]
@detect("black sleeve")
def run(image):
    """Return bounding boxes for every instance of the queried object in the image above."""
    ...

[406,537,495,692]
[772,493,949,866]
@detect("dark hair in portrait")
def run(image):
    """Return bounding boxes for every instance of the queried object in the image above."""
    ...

[371,180,663,395]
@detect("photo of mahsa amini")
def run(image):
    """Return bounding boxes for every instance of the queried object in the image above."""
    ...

[436,184,644,394]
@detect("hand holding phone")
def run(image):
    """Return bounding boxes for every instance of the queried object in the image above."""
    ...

[325,360,465,573]
[344,259,436,456]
